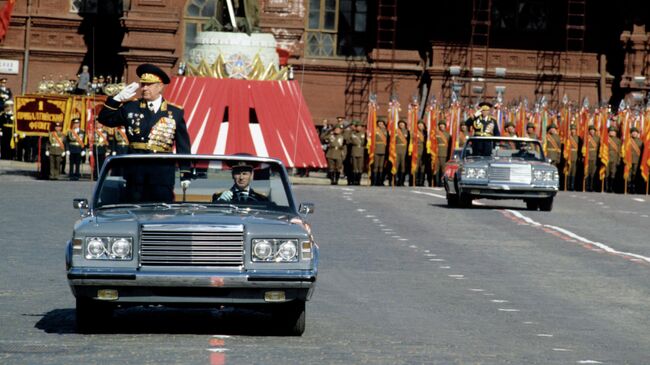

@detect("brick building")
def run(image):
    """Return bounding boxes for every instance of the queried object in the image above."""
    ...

[1,0,650,124]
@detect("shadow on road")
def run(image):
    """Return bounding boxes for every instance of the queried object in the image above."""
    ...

[35,306,294,336]
[429,203,531,211]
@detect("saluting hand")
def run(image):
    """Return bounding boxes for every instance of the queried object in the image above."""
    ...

[113,82,139,102]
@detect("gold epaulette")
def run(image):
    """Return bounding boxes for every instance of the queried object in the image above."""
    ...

[166,102,183,110]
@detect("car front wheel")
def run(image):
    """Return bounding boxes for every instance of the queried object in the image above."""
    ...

[75,297,113,333]
[539,197,554,212]
[272,300,306,336]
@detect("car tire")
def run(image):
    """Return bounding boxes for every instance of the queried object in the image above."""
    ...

[525,199,539,211]
[539,197,553,212]
[273,300,306,336]
[75,297,113,333]
[446,193,459,207]
[458,193,472,208]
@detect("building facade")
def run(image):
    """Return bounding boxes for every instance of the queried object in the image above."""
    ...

[1,0,649,124]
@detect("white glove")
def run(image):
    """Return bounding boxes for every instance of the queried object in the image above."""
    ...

[63,151,68,157]
[21,133,26,138]
[474,110,481,117]
[13,133,18,137]
[180,180,191,190]
[81,150,86,157]
[105,151,110,156]
[111,151,116,156]
[113,82,139,102]
[45,151,50,156]
[218,190,233,201]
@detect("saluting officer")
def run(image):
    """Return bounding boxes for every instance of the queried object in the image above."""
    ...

[371,119,388,186]
[467,102,500,136]
[98,63,192,202]
[46,122,66,180]
[605,126,621,193]
[66,118,87,181]
[325,124,346,185]
[628,127,644,193]
[348,120,366,185]
[545,124,562,168]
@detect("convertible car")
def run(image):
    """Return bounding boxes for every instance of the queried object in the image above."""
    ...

[66,154,318,335]
[443,137,559,211]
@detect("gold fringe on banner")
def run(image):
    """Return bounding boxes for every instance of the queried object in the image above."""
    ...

[186,53,289,81]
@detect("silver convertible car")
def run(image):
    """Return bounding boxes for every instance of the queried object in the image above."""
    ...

[443,137,559,211]
[66,155,318,335]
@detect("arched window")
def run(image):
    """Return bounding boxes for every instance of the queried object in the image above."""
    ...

[183,0,222,60]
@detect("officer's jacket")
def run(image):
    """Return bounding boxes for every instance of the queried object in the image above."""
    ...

[374,127,388,155]
[586,135,599,159]
[469,116,500,136]
[546,134,562,162]
[436,130,450,158]
[94,130,109,148]
[349,131,366,157]
[98,98,191,154]
[608,136,621,163]
[326,133,346,160]
[630,137,643,164]
[66,129,87,153]
[48,131,66,155]
[395,128,409,153]
[566,134,579,161]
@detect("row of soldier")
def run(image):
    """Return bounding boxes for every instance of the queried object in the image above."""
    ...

[45,119,130,180]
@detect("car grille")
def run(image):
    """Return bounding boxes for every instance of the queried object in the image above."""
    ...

[140,224,244,267]
[489,164,531,184]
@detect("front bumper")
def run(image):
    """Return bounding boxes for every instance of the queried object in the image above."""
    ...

[67,268,317,305]
[459,183,558,199]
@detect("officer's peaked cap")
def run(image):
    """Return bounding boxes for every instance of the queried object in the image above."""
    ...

[136,63,170,84]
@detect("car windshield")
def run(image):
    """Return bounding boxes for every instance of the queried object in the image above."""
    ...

[94,156,294,212]
[463,138,545,161]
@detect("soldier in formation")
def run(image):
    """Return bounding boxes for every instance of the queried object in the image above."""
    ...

[324,124,346,185]
[565,124,579,191]
[393,119,409,186]
[347,120,366,185]
[605,126,621,193]
[584,125,600,192]
[66,118,87,181]
[46,122,66,180]
[0,100,14,160]
[545,124,562,168]
[412,120,428,186]
[371,119,388,186]
[627,127,643,193]
[434,120,450,187]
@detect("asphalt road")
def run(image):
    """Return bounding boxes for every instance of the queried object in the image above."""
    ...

[1,177,649,364]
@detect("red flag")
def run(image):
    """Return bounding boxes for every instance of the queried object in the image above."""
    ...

[387,100,400,175]
[408,101,419,176]
[0,0,15,41]
[640,109,650,182]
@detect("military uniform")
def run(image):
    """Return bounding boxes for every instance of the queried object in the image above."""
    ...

[584,128,600,191]
[371,122,388,186]
[545,126,562,167]
[434,125,450,187]
[0,79,12,111]
[343,124,354,185]
[394,123,409,186]
[628,128,643,193]
[467,103,500,137]
[348,124,366,185]
[47,125,66,179]
[412,123,428,186]
[93,127,110,178]
[325,128,346,185]
[526,123,537,140]
[66,124,87,180]
[565,127,579,191]
[98,64,191,202]
[606,128,621,193]
[0,103,14,160]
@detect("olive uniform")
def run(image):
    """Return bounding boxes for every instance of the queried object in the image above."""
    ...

[585,128,600,191]
[47,126,66,179]
[413,123,428,186]
[545,127,562,167]
[606,128,621,193]
[628,129,644,193]
[66,125,87,180]
[372,122,388,186]
[325,128,346,185]
[565,127,579,191]
[394,123,409,186]
[112,126,130,155]
[434,126,451,186]
[348,125,366,185]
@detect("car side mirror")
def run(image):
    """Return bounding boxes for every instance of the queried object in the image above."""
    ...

[299,202,314,215]
[73,198,88,209]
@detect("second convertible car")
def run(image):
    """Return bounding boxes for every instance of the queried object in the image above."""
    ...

[443,136,559,211]
[66,154,318,335]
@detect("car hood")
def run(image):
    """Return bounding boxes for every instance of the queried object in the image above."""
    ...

[93,207,300,227]
[464,158,552,167]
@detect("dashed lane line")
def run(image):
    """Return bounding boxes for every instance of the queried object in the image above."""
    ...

[411,190,446,199]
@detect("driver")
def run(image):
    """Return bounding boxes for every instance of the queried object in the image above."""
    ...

[212,161,268,203]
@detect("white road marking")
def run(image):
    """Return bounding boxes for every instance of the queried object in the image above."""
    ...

[378,224,386,227]
[552,348,572,352]
[537,334,553,337]
[448,274,464,278]
[483,293,495,296]
[523,321,537,324]
[633,198,645,202]
[424,250,430,253]
[506,209,650,264]
[399,238,409,241]
[439,266,451,269]
[468,288,484,292]
[642,215,649,218]
[491,299,509,303]
[411,190,446,199]
[365,215,376,218]
[577,361,603,364]
[341,188,355,191]
[356,209,366,212]
[429,258,445,262]
[596,202,604,205]
[425,253,437,257]
[211,335,231,339]
[409,245,418,248]
[498,308,520,312]
[391,236,401,239]
[206,348,229,353]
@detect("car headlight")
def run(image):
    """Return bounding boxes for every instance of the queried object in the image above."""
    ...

[84,237,133,260]
[533,169,556,182]
[464,167,487,179]
[252,239,299,262]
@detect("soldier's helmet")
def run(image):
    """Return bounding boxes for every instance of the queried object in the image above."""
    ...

[438,120,447,126]
[547,124,558,132]
[526,122,535,129]
[505,122,515,129]
[588,124,596,131]
[630,127,639,133]
[569,124,577,130]
[608,126,618,132]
